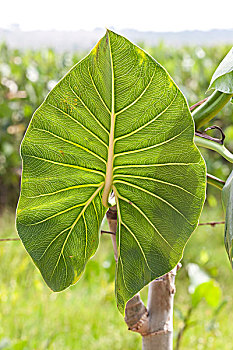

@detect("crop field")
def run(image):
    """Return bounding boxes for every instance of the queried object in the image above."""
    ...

[0,41,233,349]
[0,206,233,349]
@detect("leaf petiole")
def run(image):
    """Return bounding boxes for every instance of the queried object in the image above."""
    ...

[207,173,225,190]
[192,90,233,129]
[195,135,233,163]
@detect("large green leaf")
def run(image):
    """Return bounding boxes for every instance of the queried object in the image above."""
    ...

[16,30,206,313]
[208,47,233,94]
[222,171,233,268]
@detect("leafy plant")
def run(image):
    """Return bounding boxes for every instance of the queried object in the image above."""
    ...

[0,41,232,209]
[14,30,233,348]
[208,47,233,93]
[175,263,226,350]
[16,30,206,313]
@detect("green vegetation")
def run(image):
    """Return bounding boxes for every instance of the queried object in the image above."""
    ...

[0,41,232,209]
[0,207,232,349]
[1,40,233,348]
[16,31,206,313]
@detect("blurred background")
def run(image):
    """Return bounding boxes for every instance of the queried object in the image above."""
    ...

[0,1,233,349]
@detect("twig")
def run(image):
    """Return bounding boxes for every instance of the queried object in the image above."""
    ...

[101,230,116,235]
[207,173,225,190]
[198,221,225,227]
[195,125,225,145]
[175,307,193,350]
[190,98,208,111]
[0,220,225,243]
[0,238,20,242]
[204,125,225,144]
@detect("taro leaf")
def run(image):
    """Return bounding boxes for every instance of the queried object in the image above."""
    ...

[16,30,206,314]
[222,171,233,268]
[208,47,233,94]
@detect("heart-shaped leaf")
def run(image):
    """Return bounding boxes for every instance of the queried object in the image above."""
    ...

[222,171,233,268]
[16,30,206,313]
[208,47,233,94]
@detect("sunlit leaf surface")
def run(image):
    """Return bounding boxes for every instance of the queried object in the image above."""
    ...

[208,47,233,94]
[16,30,206,313]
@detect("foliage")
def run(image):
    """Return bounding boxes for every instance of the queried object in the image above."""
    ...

[16,30,206,313]
[175,263,226,350]
[0,211,139,350]
[0,42,83,209]
[187,263,222,308]
[0,41,232,210]
[0,208,232,349]
[1,32,233,348]
[208,47,233,94]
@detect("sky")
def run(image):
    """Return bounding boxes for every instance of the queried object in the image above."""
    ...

[1,0,233,32]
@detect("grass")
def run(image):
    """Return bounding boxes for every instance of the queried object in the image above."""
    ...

[0,203,232,350]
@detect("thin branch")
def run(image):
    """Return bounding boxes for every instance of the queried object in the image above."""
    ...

[204,125,225,144]
[175,307,193,350]
[207,173,225,190]
[192,90,233,129]
[195,125,225,145]
[0,220,226,243]
[198,221,225,227]
[190,98,208,111]
[101,230,116,235]
[0,238,20,242]
[195,135,233,164]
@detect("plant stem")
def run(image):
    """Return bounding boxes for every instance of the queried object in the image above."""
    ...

[199,221,225,226]
[175,307,193,350]
[192,90,233,129]
[101,230,116,235]
[207,173,225,190]
[106,205,118,262]
[106,206,148,337]
[142,268,178,350]
[105,205,179,349]
[190,98,208,111]
[0,238,20,242]
[195,135,233,163]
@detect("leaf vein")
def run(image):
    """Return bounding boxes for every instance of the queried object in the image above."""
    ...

[114,90,178,142]
[49,184,103,281]
[113,185,175,252]
[32,127,106,164]
[114,179,193,225]
[114,125,190,158]
[88,66,111,115]
[68,78,109,134]
[47,103,108,148]
[115,69,156,116]
[121,221,156,274]
[113,174,199,199]
[24,154,105,177]
[22,201,87,226]
[24,183,103,198]
[114,161,202,171]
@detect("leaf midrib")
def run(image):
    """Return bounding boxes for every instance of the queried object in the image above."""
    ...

[102,31,115,207]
